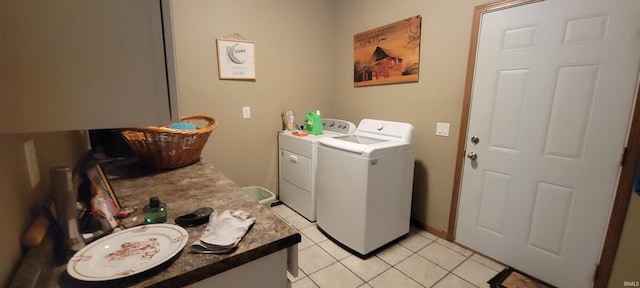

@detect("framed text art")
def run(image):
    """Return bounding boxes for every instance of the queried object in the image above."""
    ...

[216,38,256,80]
[354,15,422,87]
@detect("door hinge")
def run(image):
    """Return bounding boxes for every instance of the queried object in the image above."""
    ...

[621,147,627,166]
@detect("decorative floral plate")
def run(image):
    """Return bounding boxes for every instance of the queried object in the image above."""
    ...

[67,224,188,281]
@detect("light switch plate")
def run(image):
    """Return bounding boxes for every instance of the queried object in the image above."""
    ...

[242,106,251,119]
[436,122,450,137]
[24,139,40,188]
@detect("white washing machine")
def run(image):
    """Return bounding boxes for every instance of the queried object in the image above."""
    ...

[316,119,415,257]
[278,118,356,221]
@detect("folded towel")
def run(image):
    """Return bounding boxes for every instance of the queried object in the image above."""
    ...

[191,210,255,254]
[170,122,197,130]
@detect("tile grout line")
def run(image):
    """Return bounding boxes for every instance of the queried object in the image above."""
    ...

[430,271,480,288]
[274,206,498,288]
[386,250,429,288]
[428,249,479,288]
[312,233,376,286]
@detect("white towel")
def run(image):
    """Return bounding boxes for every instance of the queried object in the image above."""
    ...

[191,210,255,254]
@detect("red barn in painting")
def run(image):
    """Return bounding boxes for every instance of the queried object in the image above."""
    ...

[368,46,403,80]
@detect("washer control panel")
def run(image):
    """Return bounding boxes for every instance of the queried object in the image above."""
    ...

[322,119,356,134]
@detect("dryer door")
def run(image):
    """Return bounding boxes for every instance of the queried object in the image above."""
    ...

[280,150,312,191]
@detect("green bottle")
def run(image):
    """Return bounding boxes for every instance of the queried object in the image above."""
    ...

[305,110,314,133]
[310,110,323,135]
[143,196,167,224]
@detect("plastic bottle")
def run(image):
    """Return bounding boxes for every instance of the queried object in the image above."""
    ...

[143,196,167,224]
[305,110,314,133]
[311,110,323,135]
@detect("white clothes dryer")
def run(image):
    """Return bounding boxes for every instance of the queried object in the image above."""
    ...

[316,119,415,257]
[278,118,356,221]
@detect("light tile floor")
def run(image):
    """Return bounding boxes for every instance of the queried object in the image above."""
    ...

[271,204,505,288]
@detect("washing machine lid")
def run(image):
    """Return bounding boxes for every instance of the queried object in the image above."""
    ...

[319,135,391,154]
[333,135,387,145]
[320,135,369,154]
[318,119,414,154]
[355,119,414,144]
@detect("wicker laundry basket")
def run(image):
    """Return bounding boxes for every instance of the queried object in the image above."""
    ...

[120,115,217,169]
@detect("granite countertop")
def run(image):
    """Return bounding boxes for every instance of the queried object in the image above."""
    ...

[13,161,300,288]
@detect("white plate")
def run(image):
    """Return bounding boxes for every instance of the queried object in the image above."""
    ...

[67,224,189,281]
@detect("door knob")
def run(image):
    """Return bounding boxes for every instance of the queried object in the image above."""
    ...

[471,136,480,144]
[467,152,478,160]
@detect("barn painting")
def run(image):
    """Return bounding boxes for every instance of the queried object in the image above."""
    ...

[354,16,421,87]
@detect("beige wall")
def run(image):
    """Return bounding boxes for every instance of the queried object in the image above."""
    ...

[0,132,87,286]
[172,0,493,234]
[171,0,336,193]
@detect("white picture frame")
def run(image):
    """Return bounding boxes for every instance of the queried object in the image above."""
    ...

[216,38,256,80]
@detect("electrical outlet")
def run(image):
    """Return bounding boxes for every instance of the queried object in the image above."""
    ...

[24,139,40,188]
[436,122,450,137]
[242,106,251,119]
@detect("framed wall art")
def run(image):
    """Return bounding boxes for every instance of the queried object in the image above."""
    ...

[354,15,422,87]
[216,38,256,80]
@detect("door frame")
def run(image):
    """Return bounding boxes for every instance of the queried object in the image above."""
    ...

[446,1,640,287]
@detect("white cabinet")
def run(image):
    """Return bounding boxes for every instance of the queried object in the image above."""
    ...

[186,248,293,288]
[0,0,179,133]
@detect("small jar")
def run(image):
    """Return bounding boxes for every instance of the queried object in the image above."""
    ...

[143,196,167,224]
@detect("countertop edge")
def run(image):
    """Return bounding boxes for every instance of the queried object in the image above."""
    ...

[151,232,301,288]
[10,162,302,288]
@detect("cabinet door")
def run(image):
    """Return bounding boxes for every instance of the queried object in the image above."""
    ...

[0,0,176,133]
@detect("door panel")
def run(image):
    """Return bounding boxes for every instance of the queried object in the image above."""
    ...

[456,1,640,287]
[544,64,599,160]
[489,69,528,151]
[477,170,511,235]
[528,182,574,256]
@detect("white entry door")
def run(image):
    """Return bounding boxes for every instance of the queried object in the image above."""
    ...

[455,1,640,287]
